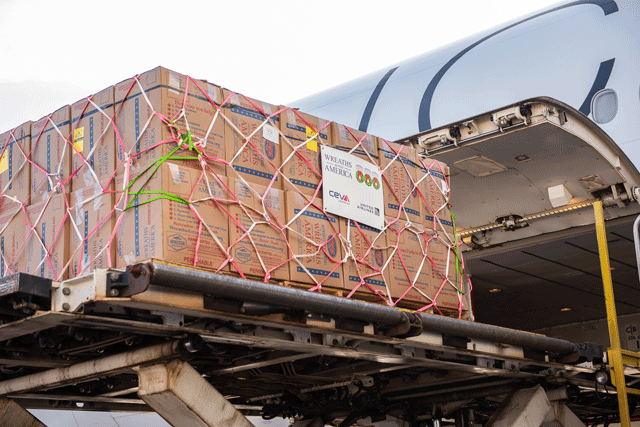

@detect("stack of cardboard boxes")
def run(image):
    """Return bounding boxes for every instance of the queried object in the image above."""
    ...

[0,121,30,277]
[0,66,467,313]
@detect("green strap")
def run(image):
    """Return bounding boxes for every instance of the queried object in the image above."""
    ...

[183,129,195,151]
[449,207,469,294]
[128,191,190,208]
[168,120,201,153]
[123,136,200,211]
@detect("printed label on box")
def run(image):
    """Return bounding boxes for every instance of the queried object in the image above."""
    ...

[263,124,279,144]
[73,127,84,153]
[321,146,383,230]
[306,126,318,152]
[0,151,7,174]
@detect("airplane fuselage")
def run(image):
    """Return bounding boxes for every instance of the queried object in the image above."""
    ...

[294,0,640,169]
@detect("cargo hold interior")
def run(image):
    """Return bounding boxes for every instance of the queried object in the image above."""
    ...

[401,97,640,333]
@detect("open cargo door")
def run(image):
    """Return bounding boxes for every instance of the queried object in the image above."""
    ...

[399,98,640,331]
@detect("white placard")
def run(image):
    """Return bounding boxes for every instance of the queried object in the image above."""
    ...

[263,124,279,144]
[623,323,640,351]
[321,145,384,230]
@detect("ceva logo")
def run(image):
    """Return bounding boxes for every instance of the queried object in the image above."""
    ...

[329,190,350,203]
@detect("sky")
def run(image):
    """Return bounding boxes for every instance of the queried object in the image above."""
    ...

[0,0,564,134]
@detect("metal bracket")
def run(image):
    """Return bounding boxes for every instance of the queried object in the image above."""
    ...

[52,274,98,313]
[541,367,559,376]
[52,269,127,313]
[611,184,627,208]
[462,120,480,136]
[399,346,417,358]
[324,334,346,347]
[107,263,152,297]
[418,127,458,151]
[504,360,520,372]
[492,105,531,129]
[289,330,312,344]
[477,358,495,369]
[305,314,336,330]
[573,342,604,363]
[0,273,52,315]
[356,375,375,388]
[151,311,184,328]
[383,312,423,338]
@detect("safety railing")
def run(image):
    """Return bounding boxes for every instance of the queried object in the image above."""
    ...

[594,201,640,427]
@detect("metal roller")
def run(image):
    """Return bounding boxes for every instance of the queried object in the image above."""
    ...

[127,262,579,357]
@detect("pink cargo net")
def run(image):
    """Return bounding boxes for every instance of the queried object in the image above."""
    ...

[0,68,472,319]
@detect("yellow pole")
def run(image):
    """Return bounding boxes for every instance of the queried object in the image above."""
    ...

[594,201,631,427]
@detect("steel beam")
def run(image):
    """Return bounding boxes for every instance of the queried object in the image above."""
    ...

[136,359,254,427]
[485,386,551,427]
[0,312,71,341]
[9,393,146,406]
[542,402,586,427]
[0,340,182,396]
[210,352,316,375]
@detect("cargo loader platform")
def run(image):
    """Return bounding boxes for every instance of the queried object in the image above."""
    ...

[0,263,635,426]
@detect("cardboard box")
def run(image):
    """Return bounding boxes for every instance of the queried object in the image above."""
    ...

[385,218,432,306]
[228,179,289,281]
[331,123,378,163]
[30,106,72,202]
[426,237,463,310]
[0,200,26,277]
[223,90,281,189]
[378,140,421,223]
[279,108,331,195]
[24,193,70,280]
[69,180,116,277]
[115,162,230,271]
[286,192,343,288]
[384,217,463,310]
[340,218,388,298]
[417,157,454,238]
[0,122,31,204]
[114,66,226,177]
[71,86,116,191]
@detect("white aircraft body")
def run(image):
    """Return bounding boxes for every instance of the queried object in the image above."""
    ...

[295,0,640,166]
